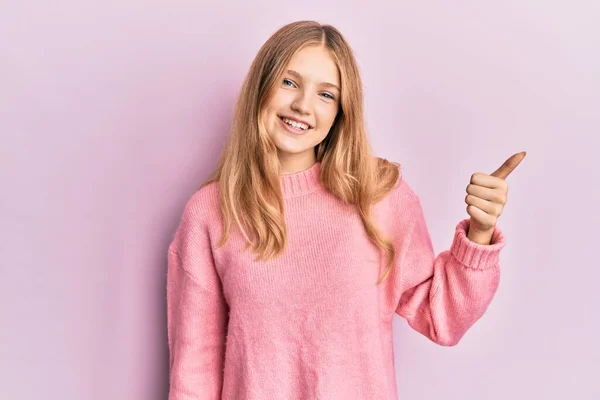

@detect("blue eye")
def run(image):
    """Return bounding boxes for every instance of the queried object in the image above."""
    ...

[283,78,295,87]
[321,93,335,100]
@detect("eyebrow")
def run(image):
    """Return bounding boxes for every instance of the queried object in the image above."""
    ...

[287,69,340,92]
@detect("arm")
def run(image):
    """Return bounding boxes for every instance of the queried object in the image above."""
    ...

[166,199,228,399]
[467,225,494,245]
[394,196,505,346]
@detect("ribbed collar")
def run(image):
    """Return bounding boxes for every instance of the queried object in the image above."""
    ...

[280,161,322,198]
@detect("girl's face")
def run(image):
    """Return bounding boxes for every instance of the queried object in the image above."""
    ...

[262,45,341,174]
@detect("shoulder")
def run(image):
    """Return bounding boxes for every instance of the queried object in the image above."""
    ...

[374,158,421,217]
[392,169,419,203]
[372,157,419,201]
[169,181,222,252]
[182,181,221,220]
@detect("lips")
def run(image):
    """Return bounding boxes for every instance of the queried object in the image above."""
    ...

[278,115,313,129]
[278,116,311,135]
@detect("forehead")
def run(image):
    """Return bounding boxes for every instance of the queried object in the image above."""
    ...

[286,45,340,86]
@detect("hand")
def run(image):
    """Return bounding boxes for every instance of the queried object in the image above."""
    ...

[465,151,527,244]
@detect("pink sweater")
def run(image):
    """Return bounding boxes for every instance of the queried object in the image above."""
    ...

[166,161,505,399]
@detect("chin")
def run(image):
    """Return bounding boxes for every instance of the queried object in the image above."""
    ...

[274,142,313,155]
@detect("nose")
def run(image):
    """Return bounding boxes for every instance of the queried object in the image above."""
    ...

[291,90,312,115]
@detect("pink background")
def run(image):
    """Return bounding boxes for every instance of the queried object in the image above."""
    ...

[1,1,598,399]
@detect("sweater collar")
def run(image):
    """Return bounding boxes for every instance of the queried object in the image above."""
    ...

[280,161,322,198]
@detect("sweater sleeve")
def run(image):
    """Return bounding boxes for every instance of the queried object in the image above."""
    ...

[166,197,228,399]
[393,194,505,346]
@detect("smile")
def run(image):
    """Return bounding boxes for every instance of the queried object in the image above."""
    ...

[279,116,312,135]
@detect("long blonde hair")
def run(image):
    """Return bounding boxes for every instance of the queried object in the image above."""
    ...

[204,21,401,285]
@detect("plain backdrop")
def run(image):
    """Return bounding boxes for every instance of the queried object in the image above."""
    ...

[1,1,599,399]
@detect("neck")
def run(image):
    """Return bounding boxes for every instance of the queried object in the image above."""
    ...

[278,151,317,175]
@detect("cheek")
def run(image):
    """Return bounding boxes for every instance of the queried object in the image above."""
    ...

[316,105,338,127]
[267,89,291,110]
[261,100,280,124]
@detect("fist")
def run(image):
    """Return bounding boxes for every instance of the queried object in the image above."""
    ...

[466,151,526,243]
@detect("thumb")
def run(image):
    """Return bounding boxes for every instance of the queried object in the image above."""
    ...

[491,151,527,180]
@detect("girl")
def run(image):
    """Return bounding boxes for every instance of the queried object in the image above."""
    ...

[166,20,525,400]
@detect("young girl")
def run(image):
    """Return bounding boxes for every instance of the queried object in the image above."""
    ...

[166,20,525,400]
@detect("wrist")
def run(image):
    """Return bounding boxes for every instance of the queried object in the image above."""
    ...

[467,226,494,245]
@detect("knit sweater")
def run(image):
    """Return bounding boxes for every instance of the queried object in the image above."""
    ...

[166,161,506,400]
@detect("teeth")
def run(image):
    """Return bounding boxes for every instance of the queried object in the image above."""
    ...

[283,117,309,130]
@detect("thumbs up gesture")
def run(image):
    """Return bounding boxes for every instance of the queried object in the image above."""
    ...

[465,152,527,245]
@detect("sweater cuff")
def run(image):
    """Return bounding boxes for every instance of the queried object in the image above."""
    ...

[450,219,506,270]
